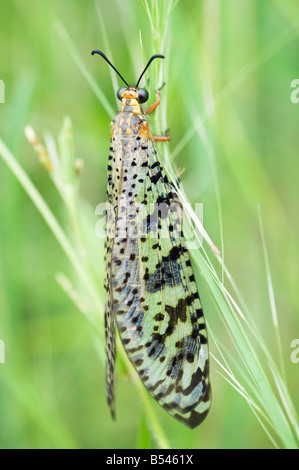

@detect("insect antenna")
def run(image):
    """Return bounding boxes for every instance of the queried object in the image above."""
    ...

[91,50,129,87]
[136,54,165,87]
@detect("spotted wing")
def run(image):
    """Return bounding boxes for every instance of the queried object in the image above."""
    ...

[110,125,211,429]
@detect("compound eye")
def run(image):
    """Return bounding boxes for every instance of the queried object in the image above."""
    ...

[117,87,126,101]
[137,88,149,103]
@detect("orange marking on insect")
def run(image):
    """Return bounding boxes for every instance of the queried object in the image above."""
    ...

[45,162,53,172]
[131,103,143,115]
[122,88,138,100]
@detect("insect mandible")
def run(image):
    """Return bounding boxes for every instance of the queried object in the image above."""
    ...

[92,49,211,429]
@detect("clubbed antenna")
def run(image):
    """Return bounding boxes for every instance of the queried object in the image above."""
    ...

[135,54,165,87]
[91,50,165,89]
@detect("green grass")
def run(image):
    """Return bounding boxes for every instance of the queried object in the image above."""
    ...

[0,0,298,449]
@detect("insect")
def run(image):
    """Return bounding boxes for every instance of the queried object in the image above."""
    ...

[92,50,211,429]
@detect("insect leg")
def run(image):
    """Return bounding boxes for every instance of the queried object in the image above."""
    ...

[153,135,171,142]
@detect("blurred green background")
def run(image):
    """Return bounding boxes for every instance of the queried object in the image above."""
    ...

[0,0,298,449]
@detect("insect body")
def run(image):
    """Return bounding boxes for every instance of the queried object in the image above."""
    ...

[92,50,211,428]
